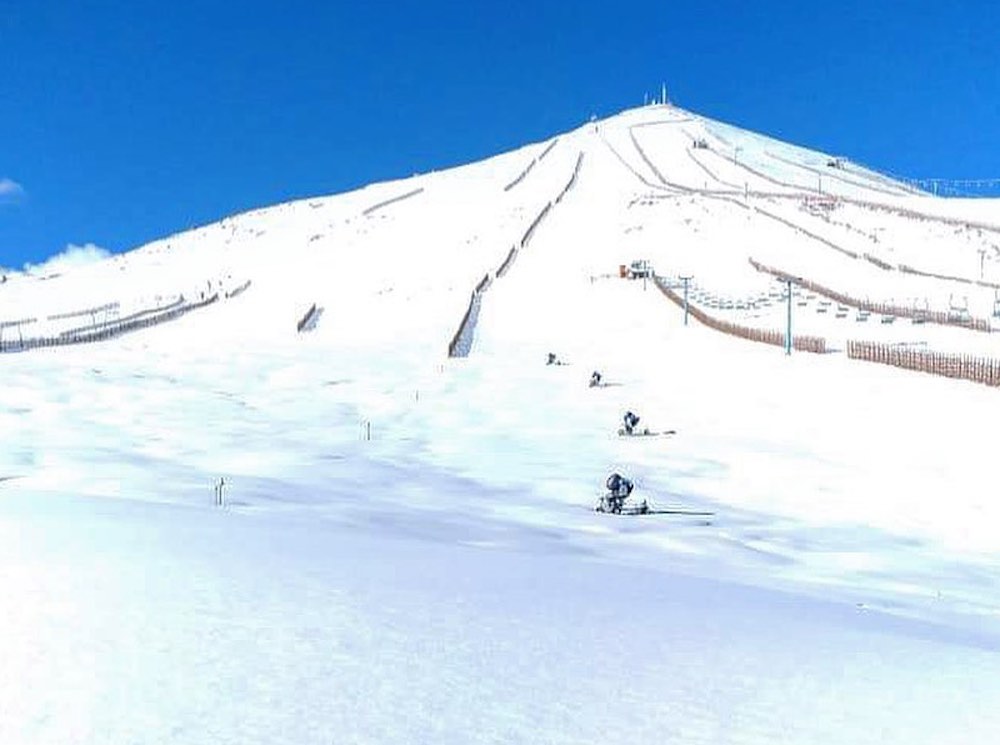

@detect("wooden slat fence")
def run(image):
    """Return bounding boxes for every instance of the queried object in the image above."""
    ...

[847,341,1000,387]
[447,273,492,357]
[653,277,826,353]
[297,303,320,333]
[449,151,584,357]
[0,293,219,352]
[362,187,424,217]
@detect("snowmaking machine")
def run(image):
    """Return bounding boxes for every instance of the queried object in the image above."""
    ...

[595,473,715,520]
[595,472,649,515]
[617,410,676,437]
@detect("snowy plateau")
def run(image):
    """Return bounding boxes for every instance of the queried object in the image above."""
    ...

[3,104,1000,744]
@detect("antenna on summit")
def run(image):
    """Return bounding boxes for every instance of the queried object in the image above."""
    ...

[661,83,668,105]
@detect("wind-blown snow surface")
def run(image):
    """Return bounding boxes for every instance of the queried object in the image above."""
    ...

[4,104,1000,743]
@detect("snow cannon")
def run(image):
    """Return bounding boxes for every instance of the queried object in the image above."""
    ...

[596,473,649,515]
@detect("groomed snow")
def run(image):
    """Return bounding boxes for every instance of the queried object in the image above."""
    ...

[3,103,1000,743]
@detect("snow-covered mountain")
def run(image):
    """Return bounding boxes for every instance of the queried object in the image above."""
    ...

[4,104,1000,744]
[5,102,999,356]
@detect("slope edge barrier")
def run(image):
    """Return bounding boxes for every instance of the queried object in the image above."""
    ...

[765,150,914,198]
[599,135,663,190]
[448,152,584,357]
[847,341,1000,387]
[447,273,492,357]
[0,293,220,353]
[47,302,120,323]
[503,138,560,193]
[751,205,859,259]
[362,187,425,217]
[653,277,826,353]
[898,263,1000,290]
[297,304,320,333]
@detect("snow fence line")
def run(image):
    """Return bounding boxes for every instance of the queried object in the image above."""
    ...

[496,245,518,279]
[700,143,790,190]
[448,152,585,357]
[627,127,670,187]
[362,187,424,217]
[503,138,560,192]
[600,134,664,191]
[750,204,860,259]
[652,276,827,354]
[748,258,993,332]
[842,159,930,196]
[47,301,121,323]
[495,198,555,281]
[765,150,915,199]
[863,253,894,271]
[748,198,996,289]
[60,297,186,339]
[0,315,38,330]
[556,152,584,204]
[503,159,537,192]
[537,137,559,162]
[755,191,1000,236]
[629,126,705,194]
[447,273,492,357]
[495,153,583,281]
[847,341,1000,388]
[898,263,1000,291]
[745,200,996,291]
[846,197,1000,236]
[225,279,252,299]
[684,145,740,190]
[296,304,322,333]
[631,125,1000,233]
[0,293,220,353]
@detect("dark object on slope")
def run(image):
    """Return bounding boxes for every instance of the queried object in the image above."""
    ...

[622,410,640,434]
[297,304,323,333]
[597,472,643,514]
[595,473,714,519]
[618,427,677,437]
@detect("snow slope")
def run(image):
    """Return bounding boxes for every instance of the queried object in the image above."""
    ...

[3,103,1000,744]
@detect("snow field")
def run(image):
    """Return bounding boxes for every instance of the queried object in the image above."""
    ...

[3,489,1000,745]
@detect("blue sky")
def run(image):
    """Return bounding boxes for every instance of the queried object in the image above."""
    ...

[2,0,998,269]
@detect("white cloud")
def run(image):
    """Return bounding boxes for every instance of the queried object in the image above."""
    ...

[0,177,24,200]
[23,242,111,276]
